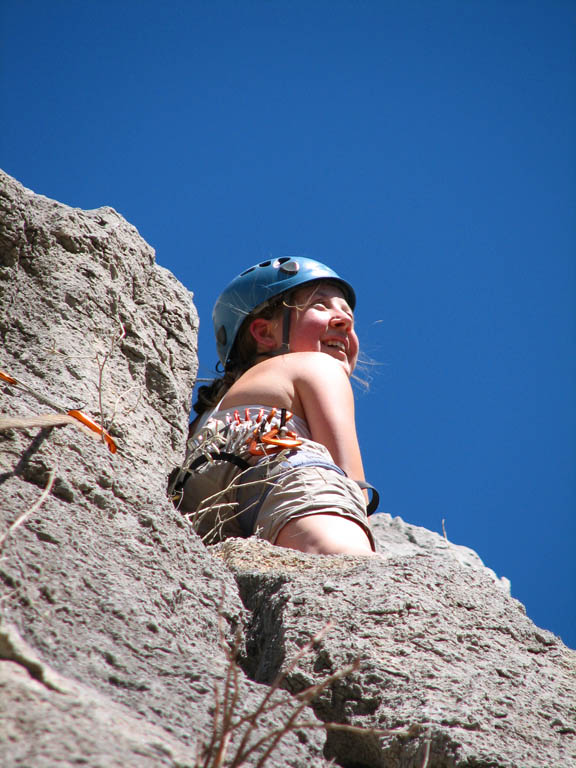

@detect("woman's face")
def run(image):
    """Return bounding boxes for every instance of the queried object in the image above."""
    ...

[285,282,359,375]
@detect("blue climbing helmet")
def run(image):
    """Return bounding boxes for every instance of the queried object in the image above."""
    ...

[213,257,356,366]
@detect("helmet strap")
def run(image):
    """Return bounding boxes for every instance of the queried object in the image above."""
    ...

[248,297,292,364]
[280,303,291,354]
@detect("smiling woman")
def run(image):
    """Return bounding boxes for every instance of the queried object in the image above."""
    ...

[170,257,378,555]
[282,283,359,373]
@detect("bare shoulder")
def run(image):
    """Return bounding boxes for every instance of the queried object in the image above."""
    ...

[219,355,298,411]
[286,352,351,382]
[285,353,354,409]
[221,353,351,416]
[276,352,346,376]
[240,352,345,380]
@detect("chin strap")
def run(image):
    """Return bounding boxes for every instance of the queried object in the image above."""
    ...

[280,303,291,354]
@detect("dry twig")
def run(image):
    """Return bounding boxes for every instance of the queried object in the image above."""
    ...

[0,467,56,552]
[194,615,389,768]
[421,732,432,768]
[95,321,126,433]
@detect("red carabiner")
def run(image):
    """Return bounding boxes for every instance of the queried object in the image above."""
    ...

[261,428,302,449]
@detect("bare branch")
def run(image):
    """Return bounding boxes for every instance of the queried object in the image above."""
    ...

[0,467,56,552]
[106,383,143,432]
[96,320,126,434]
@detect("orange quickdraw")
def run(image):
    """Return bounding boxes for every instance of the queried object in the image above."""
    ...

[0,370,17,385]
[67,410,118,454]
[1,367,117,454]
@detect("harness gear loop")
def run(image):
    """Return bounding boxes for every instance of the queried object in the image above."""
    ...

[356,481,380,516]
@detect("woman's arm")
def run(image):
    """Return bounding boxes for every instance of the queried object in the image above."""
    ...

[274,352,373,555]
[292,353,366,484]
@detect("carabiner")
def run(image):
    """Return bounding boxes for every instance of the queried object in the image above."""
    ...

[261,427,302,449]
[248,425,303,455]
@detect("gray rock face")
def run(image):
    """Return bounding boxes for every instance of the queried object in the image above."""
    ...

[214,538,576,767]
[371,513,511,592]
[0,170,328,767]
[1,169,574,768]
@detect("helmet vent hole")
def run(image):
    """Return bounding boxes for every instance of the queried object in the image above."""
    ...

[258,260,271,267]
[240,266,256,276]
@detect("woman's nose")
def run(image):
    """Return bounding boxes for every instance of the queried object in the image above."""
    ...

[329,313,352,330]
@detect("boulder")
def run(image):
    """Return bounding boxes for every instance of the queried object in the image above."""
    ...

[1,169,574,767]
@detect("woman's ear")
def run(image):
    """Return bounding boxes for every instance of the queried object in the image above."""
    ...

[249,317,279,352]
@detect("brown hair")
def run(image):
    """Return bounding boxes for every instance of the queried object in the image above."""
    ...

[191,293,287,425]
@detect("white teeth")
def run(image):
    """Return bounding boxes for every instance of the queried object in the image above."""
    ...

[324,340,346,352]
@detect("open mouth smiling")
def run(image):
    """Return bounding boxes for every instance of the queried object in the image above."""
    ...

[322,339,347,353]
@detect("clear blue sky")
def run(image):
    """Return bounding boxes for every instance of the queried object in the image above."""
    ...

[1,1,574,648]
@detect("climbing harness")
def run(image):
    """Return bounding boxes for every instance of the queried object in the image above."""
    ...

[0,368,117,453]
[168,406,303,504]
[169,404,379,516]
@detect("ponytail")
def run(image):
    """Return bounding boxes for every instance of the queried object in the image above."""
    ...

[190,292,288,432]
[192,373,235,417]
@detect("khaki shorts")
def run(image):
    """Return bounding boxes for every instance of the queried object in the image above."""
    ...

[179,439,375,550]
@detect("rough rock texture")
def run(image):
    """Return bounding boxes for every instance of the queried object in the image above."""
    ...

[371,513,511,593]
[214,537,576,767]
[1,169,574,767]
[0,170,328,767]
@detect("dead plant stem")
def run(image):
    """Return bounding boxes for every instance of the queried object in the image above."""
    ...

[96,321,126,435]
[0,467,56,552]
